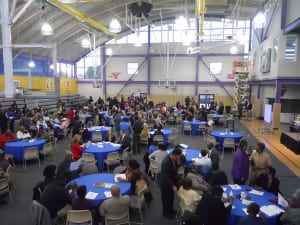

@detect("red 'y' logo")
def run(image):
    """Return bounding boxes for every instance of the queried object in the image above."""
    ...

[110,72,121,79]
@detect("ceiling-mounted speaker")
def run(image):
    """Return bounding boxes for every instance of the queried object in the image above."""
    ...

[130,1,153,18]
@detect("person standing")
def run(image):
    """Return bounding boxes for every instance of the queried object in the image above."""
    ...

[159,148,181,219]
[231,139,250,185]
[132,115,143,154]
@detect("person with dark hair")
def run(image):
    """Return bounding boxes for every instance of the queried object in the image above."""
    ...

[177,177,201,212]
[149,144,168,166]
[0,128,16,149]
[237,202,269,225]
[280,188,300,225]
[57,151,82,183]
[159,149,181,219]
[72,185,94,211]
[132,115,143,154]
[186,164,211,195]
[254,166,280,195]
[249,142,272,185]
[231,139,250,184]
[32,164,57,200]
[39,173,77,219]
[207,142,220,171]
[118,129,131,153]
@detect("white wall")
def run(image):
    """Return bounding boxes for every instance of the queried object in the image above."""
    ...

[286,0,300,25]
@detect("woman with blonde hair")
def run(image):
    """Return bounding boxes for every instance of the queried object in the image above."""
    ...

[140,123,150,139]
[70,134,86,160]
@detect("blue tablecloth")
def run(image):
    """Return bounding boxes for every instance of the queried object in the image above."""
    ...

[182,120,207,136]
[222,185,284,225]
[88,127,112,139]
[68,174,131,207]
[212,114,224,121]
[210,131,243,144]
[168,148,201,167]
[84,142,121,168]
[149,129,172,144]
[4,139,46,161]
[83,114,92,123]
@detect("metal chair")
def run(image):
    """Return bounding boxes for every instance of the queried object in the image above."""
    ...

[167,114,175,125]
[23,147,40,169]
[183,123,192,136]
[119,147,129,166]
[27,200,51,225]
[223,137,236,154]
[82,163,99,175]
[82,153,97,164]
[147,159,160,184]
[153,135,164,145]
[105,212,130,225]
[140,136,149,150]
[40,142,56,163]
[0,177,13,204]
[91,131,102,142]
[176,116,183,126]
[205,135,220,149]
[197,124,207,136]
[66,210,93,225]
[103,152,120,173]
[4,153,15,168]
[168,132,178,147]
[130,181,147,224]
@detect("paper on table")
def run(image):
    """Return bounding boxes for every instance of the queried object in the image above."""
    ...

[224,202,235,209]
[229,184,241,190]
[242,199,253,205]
[110,143,121,147]
[114,173,126,182]
[104,183,114,188]
[85,191,98,200]
[222,187,227,192]
[278,192,289,209]
[220,132,226,135]
[249,189,264,196]
[69,158,83,171]
[104,191,112,198]
[242,208,248,215]
[260,205,285,217]
[192,158,199,161]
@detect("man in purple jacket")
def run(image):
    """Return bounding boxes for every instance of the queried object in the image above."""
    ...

[231,139,249,184]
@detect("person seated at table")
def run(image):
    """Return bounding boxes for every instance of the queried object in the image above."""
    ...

[32,164,57,200]
[237,202,269,225]
[99,184,130,221]
[36,117,47,131]
[39,173,77,219]
[149,144,168,168]
[140,122,150,139]
[71,116,82,137]
[0,128,16,149]
[182,185,233,225]
[178,177,202,212]
[72,185,94,212]
[279,188,300,225]
[119,117,131,134]
[249,142,272,185]
[193,149,212,181]
[118,130,131,153]
[154,126,163,136]
[57,151,83,183]
[16,125,31,139]
[186,164,211,195]
[70,134,86,160]
[254,166,280,195]
[186,110,194,121]
[143,141,159,175]
[217,101,224,115]
[207,142,220,171]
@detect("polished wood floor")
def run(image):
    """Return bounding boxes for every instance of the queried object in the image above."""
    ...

[242,119,300,177]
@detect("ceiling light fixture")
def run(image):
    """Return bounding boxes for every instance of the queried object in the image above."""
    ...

[29,59,35,68]
[109,19,121,33]
[254,11,266,28]
[175,16,188,30]
[230,45,238,54]
[81,38,91,48]
[106,48,113,56]
[41,22,53,35]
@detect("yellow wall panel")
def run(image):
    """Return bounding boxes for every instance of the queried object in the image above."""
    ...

[60,78,78,95]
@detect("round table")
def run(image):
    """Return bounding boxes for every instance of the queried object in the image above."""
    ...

[149,129,172,144]
[68,173,131,207]
[4,139,46,161]
[222,185,285,225]
[88,127,112,140]
[84,142,121,168]
[182,120,207,136]
[210,131,243,144]
[168,148,202,167]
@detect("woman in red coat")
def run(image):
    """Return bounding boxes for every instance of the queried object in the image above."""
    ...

[70,134,86,160]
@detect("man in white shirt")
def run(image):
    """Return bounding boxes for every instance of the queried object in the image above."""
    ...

[148,144,168,168]
[16,125,31,139]
[193,149,212,180]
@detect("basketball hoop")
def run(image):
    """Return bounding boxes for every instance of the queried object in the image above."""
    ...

[158,79,176,89]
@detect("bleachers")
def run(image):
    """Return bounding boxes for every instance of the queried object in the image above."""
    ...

[0,94,88,114]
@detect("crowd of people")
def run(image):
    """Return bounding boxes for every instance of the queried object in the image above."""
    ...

[0,95,298,225]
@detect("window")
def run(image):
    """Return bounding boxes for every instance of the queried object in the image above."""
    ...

[127,62,139,75]
[272,37,279,62]
[209,62,222,75]
[285,35,297,62]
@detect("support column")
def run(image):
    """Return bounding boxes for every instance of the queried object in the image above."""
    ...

[52,43,60,97]
[101,44,107,97]
[1,0,14,98]
[272,80,281,129]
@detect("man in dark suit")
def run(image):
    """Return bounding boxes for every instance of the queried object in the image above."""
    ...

[207,142,220,171]
[119,129,131,152]
[159,148,181,219]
